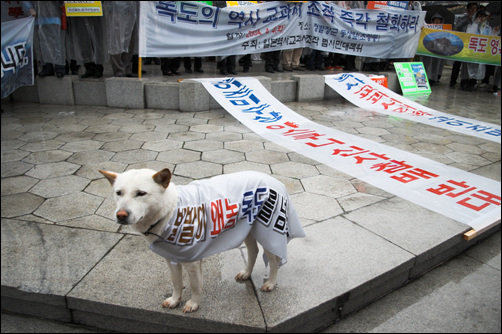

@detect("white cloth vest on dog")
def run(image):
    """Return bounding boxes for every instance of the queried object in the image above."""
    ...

[148,171,305,265]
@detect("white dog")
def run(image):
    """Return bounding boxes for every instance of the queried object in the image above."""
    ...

[99,168,305,313]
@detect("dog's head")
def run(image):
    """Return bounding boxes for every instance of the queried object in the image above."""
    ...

[99,168,174,229]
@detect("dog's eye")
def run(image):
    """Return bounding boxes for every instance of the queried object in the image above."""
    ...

[116,190,122,196]
[136,190,147,197]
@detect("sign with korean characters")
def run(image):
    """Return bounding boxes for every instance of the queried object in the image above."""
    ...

[417,28,501,66]
[64,1,103,17]
[394,62,431,95]
[139,1,425,58]
[196,77,501,232]
[324,73,500,143]
[367,1,408,10]
[226,1,257,6]
[1,16,35,98]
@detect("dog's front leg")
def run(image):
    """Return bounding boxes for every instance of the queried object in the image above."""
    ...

[182,260,202,313]
[162,261,183,309]
[261,250,279,292]
[235,233,258,281]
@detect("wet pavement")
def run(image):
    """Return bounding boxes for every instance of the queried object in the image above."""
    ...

[1,61,500,332]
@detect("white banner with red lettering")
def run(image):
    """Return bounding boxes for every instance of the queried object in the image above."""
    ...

[197,77,501,231]
[325,73,501,143]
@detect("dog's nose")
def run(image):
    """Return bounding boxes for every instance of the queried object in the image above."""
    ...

[116,209,129,224]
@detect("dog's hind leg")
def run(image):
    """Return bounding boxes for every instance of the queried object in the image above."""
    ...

[162,261,183,309]
[235,233,258,281]
[182,260,202,313]
[261,250,279,292]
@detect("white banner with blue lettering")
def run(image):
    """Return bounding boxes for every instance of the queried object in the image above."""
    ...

[325,73,501,143]
[1,16,35,99]
[139,1,425,58]
[197,77,501,232]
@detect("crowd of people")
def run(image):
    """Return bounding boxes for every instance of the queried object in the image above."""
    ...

[20,1,501,95]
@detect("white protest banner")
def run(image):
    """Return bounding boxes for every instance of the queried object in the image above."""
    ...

[196,77,501,231]
[139,1,425,58]
[325,73,501,143]
[1,16,35,99]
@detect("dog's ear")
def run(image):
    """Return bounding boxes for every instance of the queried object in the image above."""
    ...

[153,168,172,189]
[99,170,118,186]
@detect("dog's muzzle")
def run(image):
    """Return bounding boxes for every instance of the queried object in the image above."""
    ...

[116,209,131,225]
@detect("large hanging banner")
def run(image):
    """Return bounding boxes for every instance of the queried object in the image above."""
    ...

[416,27,501,66]
[1,16,35,99]
[325,73,501,143]
[196,77,501,231]
[139,1,425,58]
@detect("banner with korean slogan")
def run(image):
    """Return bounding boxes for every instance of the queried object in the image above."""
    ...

[196,77,500,231]
[1,16,35,99]
[139,1,425,58]
[325,73,501,143]
[416,28,501,66]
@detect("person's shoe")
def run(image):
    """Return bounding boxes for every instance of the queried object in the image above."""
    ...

[266,68,275,73]
[195,69,204,73]
[56,72,64,78]
[38,64,54,77]
[274,67,284,72]
[185,68,193,73]
[228,71,237,75]
[292,66,305,71]
[283,66,293,71]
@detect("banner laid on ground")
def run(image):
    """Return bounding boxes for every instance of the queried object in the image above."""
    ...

[325,73,501,143]
[197,77,501,231]
[1,16,35,99]
[139,1,425,58]
[416,27,501,66]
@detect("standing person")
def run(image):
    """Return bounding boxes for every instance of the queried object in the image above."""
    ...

[67,14,107,78]
[421,13,447,85]
[264,50,283,73]
[23,1,67,78]
[103,1,138,77]
[217,56,237,75]
[184,57,204,73]
[450,2,478,88]
[460,10,493,91]
[282,48,304,71]
[342,1,364,71]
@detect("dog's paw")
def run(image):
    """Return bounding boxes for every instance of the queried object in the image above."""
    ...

[235,270,251,281]
[161,297,181,309]
[260,281,276,292]
[182,299,199,313]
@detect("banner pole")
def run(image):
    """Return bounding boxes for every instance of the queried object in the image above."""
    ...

[138,57,142,79]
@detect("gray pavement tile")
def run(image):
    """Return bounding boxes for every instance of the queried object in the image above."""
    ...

[251,216,415,332]
[67,235,266,332]
[1,219,122,321]
[343,197,468,264]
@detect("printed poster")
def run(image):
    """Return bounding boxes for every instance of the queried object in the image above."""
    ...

[394,62,431,95]
[64,1,103,17]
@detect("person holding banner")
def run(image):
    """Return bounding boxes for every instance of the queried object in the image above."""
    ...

[460,10,493,92]
[103,1,139,77]
[422,13,446,86]
[449,2,478,89]
[23,1,67,78]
